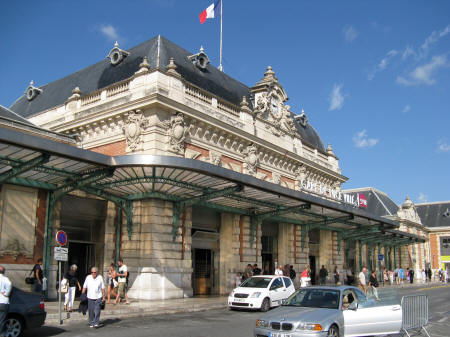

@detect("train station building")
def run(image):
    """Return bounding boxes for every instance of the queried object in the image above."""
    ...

[0,35,437,299]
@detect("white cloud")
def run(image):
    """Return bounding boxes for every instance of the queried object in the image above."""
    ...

[353,130,379,149]
[99,24,119,41]
[397,55,447,86]
[402,104,411,113]
[417,192,428,203]
[328,84,345,111]
[368,50,398,80]
[437,139,450,152]
[421,25,450,55]
[402,45,416,60]
[343,25,358,42]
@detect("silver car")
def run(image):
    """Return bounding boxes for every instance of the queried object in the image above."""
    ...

[254,285,402,337]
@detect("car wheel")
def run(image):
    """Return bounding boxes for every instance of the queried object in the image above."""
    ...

[5,316,24,337]
[260,298,270,312]
[327,325,339,337]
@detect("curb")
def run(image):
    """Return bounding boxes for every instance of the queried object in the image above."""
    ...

[45,302,229,325]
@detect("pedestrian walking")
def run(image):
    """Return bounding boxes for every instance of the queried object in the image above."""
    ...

[358,266,367,293]
[32,258,44,293]
[252,264,261,276]
[319,265,328,285]
[409,268,414,284]
[274,265,283,276]
[300,265,311,287]
[64,264,81,312]
[368,270,380,300]
[333,266,339,284]
[106,263,118,304]
[115,259,130,304]
[82,266,105,328]
[289,265,296,281]
[0,266,12,336]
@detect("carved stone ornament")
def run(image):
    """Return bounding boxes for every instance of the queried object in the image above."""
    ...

[397,196,422,224]
[123,109,148,151]
[165,112,186,154]
[294,165,307,190]
[272,172,281,185]
[242,143,259,176]
[209,151,222,166]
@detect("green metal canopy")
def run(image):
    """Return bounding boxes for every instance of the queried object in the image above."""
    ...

[0,126,427,264]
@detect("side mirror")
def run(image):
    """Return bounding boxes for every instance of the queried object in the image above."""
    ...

[348,302,358,311]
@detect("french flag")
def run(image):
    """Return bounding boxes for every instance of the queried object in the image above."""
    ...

[199,0,221,24]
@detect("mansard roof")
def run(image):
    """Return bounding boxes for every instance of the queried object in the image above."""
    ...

[0,104,35,126]
[343,187,399,217]
[10,35,325,152]
[416,201,450,228]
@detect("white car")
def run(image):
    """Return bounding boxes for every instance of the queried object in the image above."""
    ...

[228,275,296,311]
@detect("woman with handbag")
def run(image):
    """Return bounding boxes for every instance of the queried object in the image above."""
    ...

[32,258,44,293]
[64,264,81,312]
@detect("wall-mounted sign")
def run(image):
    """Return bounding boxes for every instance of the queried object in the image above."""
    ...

[300,179,368,208]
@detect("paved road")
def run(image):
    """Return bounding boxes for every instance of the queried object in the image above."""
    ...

[25,284,450,337]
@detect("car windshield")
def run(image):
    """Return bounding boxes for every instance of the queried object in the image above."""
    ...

[283,288,340,309]
[240,277,272,288]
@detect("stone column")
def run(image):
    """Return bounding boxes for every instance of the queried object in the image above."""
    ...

[219,213,240,294]
[126,199,193,300]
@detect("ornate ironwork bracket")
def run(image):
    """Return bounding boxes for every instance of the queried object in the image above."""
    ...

[337,231,343,254]
[0,153,50,183]
[255,203,311,221]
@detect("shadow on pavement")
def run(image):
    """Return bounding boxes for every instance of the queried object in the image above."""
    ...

[22,326,66,337]
[100,318,122,327]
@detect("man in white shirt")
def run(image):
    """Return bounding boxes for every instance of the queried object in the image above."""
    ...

[358,266,367,293]
[115,259,130,304]
[0,266,12,335]
[82,267,105,328]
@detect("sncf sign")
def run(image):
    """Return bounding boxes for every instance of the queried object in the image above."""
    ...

[300,179,368,208]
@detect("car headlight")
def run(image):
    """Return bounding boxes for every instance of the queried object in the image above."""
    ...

[250,292,261,298]
[256,319,270,328]
[296,323,323,331]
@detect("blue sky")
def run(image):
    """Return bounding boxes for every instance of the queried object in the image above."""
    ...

[1,1,449,205]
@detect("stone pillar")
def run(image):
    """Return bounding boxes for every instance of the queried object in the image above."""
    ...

[126,199,193,300]
[277,223,291,267]
[219,213,242,294]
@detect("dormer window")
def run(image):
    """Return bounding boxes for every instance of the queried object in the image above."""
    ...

[188,46,210,70]
[25,80,42,101]
[294,109,308,127]
[107,41,130,66]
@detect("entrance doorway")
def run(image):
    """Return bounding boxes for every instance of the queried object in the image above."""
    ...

[66,241,96,295]
[309,256,317,285]
[193,248,212,295]
[261,221,278,274]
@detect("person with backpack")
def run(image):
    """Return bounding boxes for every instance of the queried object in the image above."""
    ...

[32,258,44,293]
[115,259,130,304]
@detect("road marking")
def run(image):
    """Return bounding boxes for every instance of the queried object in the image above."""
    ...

[438,316,448,323]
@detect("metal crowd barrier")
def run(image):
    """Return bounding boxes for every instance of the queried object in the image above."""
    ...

[401,294,431,337]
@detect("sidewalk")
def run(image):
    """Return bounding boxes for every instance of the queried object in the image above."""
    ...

[44,280,446,325]
[45,296,229,325]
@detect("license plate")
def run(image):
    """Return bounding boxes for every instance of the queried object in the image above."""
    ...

[269,333,291,337]
[233,298,245,302]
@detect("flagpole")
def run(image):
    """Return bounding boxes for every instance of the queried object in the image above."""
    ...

[219,0,223,71]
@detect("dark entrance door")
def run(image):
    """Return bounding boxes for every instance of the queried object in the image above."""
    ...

[193,248,212,295]
[309,256,317,285]
[67,242,96,296]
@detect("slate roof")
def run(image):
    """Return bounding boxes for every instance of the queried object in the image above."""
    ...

[416,202,450,228]
[343,187,399,217]
[0,104,35,126]
[10,35,326,152]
